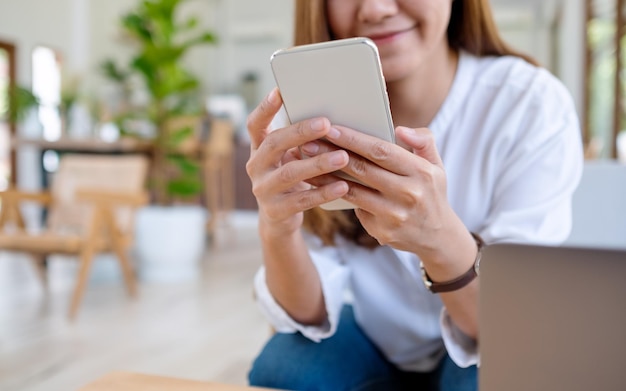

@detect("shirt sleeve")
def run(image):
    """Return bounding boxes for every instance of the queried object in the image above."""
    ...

[253,233,350,342]
[480,71,584,246]
[440,308,480,368]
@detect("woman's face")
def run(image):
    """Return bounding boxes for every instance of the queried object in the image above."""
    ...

[326,0,453,82]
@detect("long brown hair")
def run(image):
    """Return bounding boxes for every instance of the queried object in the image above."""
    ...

[295,0,537,247]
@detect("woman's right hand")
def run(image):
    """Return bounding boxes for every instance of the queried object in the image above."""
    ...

[246,88,351,239]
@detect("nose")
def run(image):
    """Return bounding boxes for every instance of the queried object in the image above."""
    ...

[358,0,398,24]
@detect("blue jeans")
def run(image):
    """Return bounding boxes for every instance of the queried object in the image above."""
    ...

[248,305,477,391]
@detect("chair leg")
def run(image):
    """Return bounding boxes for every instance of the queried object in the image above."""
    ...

[0,195,26,231]
[103,207,138,298]
[205,165,219,245]
[29,254,49,290]
[68,247,95,320]
[112,243,137,298]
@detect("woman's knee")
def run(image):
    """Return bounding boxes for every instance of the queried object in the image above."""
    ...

[248,332,314,388]
[248,306,397,390]
[248,330,379,390]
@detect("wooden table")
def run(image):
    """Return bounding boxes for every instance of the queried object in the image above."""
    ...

[12,137,154,153]
[79,372,283,391]
[11,137,155,189]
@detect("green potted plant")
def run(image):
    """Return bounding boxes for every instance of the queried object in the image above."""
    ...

[101,0,217,205]
[101,0,218,281]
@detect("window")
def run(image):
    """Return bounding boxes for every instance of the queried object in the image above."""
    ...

[585,0,626,159]
[32,46,62,141]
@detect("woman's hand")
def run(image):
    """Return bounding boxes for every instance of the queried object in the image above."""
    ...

[247,88,348,325]
[246,88,351,238]
[301,124,458,257]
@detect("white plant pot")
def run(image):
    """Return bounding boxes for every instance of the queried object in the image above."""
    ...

[134,205,207,282]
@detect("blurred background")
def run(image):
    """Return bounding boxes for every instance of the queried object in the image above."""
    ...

[0,0,624,390]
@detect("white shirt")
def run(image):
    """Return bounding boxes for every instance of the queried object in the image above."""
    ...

[254,51,584,371]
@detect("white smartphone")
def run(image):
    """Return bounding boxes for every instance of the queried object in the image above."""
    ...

[270,37,395,210]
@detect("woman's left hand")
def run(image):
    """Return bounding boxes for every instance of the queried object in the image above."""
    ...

[302,124,456,255]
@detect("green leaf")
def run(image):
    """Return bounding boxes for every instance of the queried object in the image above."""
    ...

[182,17,198,30]
[100,59,130,83]
[7,86,40,123]
[197,31,217,44]
[168,154,200,174]
[167,176,203,197]
[182,32,217,50]
[167,125,194,146]
[122,12,153,43]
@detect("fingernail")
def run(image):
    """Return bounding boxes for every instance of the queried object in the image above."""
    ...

[327,127,340,139]
[268,88,279,104]
[397,126,411,135]
[301,142,319,155]
[311,118,326,131]
[398,127,418,141]
[331,181,349,196]
[329,150,347,166]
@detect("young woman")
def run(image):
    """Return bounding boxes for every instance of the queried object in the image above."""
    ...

[245,0,583,389]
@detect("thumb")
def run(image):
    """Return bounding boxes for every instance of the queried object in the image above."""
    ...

[247,87,283,150]
[396,126,443,167]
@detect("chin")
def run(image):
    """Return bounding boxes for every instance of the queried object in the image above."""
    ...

[380,53,424,83]
[382,68,408,83]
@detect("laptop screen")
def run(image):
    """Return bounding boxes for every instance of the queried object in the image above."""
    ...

[479,243,626,391]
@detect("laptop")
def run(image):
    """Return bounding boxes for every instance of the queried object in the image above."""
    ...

[479,243,626,391]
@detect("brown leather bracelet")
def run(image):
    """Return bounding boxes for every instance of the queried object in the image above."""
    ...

[420,232,484,294]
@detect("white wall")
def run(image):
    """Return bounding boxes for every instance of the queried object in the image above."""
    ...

[207,0,294,101]
[0,0,73,86]
[0,0,293,109]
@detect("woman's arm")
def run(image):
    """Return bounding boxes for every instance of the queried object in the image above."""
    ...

[300,124,483,336]
[246,88,351,325]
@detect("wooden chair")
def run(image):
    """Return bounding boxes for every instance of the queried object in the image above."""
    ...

[203,118,236,245]
[0,154,149,319]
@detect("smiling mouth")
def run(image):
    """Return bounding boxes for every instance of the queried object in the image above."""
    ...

[367,26,416,42]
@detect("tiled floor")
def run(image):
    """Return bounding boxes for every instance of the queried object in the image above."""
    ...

[0,211,270,391]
